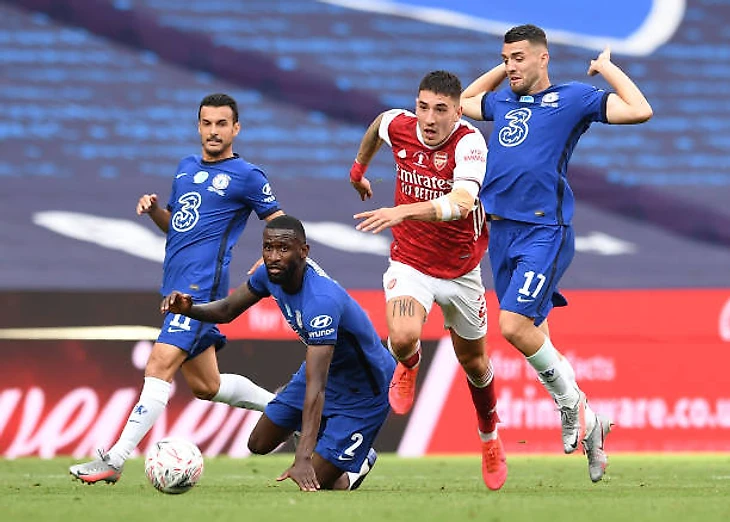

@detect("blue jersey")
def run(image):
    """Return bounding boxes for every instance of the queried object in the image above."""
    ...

[161,154,280,301]
[248,260,395,410]
[480,82,609,225]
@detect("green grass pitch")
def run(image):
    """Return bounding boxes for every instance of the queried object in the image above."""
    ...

[1,454,729,522]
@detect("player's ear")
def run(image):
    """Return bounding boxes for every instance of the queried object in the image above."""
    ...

[232,121,241,137]
[301,243,310,259]
[540,50,550,69]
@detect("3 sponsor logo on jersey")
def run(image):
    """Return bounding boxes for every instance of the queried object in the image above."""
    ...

[498,108,531,147]
[171,192,202,232]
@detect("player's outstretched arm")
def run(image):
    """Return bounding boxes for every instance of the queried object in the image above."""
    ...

[349,113,387,201]
[161,283,262,324]
[136,193,171,233]
[588,48,653,124]
[277,344,334,492]
[460,64,507,120]
[354,188,475,233]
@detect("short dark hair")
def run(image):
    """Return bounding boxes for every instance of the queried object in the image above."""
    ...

[418,70,462,102]
[265,215,305,242]
[504,24,548,47]
[198,93,239,123]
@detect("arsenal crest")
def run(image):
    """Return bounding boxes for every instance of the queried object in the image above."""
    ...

[433,151,448,171]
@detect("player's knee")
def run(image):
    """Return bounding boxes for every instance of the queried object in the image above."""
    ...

[190,382,218,401]
[388,332,419,356]
[247,433,271,455]
[498,316,526,346]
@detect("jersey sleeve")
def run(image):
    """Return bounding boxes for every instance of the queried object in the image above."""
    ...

[302,292,344,346]
[246,264,271,298]
[452,130,487,197]
[241,168,281,220]
[481,92,497,121]
[576,82,610,123]
[378,109,409,146]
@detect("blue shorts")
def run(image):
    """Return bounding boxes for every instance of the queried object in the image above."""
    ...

[265,378,390,473]
[156,312,226,358]
[488,219,574,326]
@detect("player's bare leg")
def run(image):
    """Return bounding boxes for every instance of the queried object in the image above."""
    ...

[248,414,296,454]
[385,296,427,415]
[451,331,507,490]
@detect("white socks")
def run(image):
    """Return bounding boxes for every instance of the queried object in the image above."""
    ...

[106,374,274,468]
[526,336,579,408]
[108,376,170,468]
[212,373,275,412]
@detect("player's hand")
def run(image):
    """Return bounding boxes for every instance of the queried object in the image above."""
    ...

[277,459,320,492]
[351,177,373,201]
[588,47,611,76]
[354,206,403,233]
[136,194,159,215]
[160,291,193,315]
[247,256,264,275]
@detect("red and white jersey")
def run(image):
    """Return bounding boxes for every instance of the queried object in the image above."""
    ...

[379,109,489,279]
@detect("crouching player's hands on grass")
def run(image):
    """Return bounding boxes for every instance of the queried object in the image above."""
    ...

[277,458,320,492]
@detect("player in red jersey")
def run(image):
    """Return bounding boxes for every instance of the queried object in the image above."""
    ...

[349,70,506,491]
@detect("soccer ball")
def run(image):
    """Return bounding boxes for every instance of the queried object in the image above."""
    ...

[144,437,204,494]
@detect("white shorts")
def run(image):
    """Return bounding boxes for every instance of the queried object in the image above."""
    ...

[382,260,487,340]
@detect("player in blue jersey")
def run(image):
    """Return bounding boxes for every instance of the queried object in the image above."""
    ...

[161,215,394,491]
[70,93,285,484]
[460,25,652,482]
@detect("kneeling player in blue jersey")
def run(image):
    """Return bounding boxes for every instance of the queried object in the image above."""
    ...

[162,215,395,491]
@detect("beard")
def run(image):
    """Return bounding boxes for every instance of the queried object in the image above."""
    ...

[266,263,296,286]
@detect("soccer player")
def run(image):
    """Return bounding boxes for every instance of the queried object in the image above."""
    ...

[70,93,284,484]
[162,215,394,491]
[460,24,653,482]
[349,70,507,491]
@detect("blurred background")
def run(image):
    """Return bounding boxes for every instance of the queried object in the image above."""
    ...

[1,0,728,459]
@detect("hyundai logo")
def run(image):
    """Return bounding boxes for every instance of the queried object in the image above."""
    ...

[310,315,333,329]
